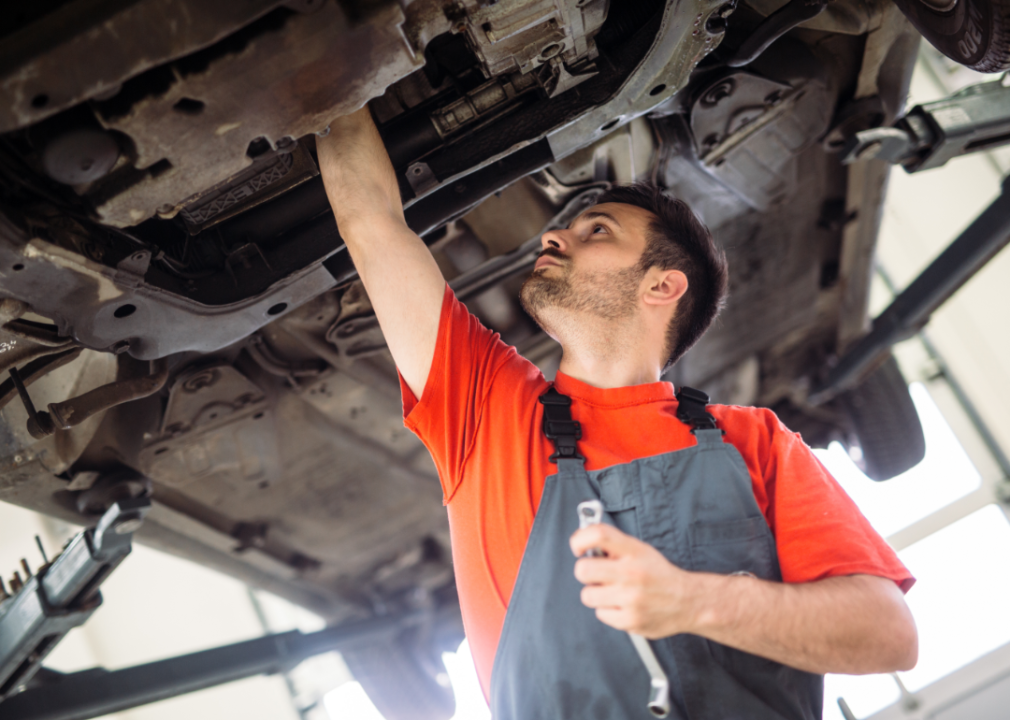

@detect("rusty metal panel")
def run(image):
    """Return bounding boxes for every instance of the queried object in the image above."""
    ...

[91,2,424,226]
[140,364,278,489]
[0,0,290,133]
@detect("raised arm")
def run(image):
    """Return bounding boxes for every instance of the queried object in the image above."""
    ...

[316,108,446,398]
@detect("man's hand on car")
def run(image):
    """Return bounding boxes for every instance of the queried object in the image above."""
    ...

[316,107,446,399]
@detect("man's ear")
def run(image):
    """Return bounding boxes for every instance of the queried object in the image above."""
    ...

[642,268,688,307]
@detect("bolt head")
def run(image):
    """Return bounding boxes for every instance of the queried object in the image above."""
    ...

[27,412,56,439]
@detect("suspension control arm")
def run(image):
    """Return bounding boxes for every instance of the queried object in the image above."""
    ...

[12,359,169,439]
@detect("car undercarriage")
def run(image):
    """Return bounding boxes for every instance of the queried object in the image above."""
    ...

[0,0,969,715]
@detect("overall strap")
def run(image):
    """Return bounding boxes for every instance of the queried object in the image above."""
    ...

[675,386,722,443]
[539,386,585,463]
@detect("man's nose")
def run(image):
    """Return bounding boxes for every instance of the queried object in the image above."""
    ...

[541,228,570,252]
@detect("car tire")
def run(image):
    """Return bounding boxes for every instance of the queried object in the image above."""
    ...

[893,0,1010,72]
[840,353,926,481]
[342,633,456,720]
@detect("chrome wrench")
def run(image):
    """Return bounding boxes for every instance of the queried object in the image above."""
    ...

[577,499,671,718]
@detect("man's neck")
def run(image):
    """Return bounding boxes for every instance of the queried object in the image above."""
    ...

[557,359,663,389]
[554,316,665,390]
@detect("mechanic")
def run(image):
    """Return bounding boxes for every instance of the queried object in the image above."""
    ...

[317,108,918,719]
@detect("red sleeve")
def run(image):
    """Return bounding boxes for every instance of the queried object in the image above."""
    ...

[398,285,520,504]
[723,407,915,593]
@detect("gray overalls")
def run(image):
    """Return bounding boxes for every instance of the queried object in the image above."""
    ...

[490,386,823,719]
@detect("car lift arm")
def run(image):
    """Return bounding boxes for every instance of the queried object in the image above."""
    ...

[0,498,150,702]
[842,75,1010,171]
[0,492,417,720]
[0,613,415,720]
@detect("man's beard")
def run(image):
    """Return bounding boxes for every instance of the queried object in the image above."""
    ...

[519,251,644,335]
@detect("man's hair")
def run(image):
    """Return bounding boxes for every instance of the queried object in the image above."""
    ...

[594,184,728,368]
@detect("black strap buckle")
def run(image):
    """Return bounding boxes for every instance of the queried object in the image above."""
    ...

[675,386,720,433]
[539,387,584,463]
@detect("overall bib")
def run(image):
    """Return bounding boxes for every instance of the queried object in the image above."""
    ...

[490,386,823,720]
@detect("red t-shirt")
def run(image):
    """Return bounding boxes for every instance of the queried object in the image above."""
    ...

[401,286,914,699]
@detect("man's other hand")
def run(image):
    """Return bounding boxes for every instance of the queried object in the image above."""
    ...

[570,522,918,675]
[571,523,697,639]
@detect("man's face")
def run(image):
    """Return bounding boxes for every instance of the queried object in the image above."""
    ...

[520,202,656,334]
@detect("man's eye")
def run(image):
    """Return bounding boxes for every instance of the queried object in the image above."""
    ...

[592,224,607,234]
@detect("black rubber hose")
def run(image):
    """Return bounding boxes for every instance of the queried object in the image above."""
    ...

[724,0,827,68]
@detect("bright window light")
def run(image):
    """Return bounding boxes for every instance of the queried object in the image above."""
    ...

[813,383,980,538]
[823,672,900,720]
[324,639,490,720]
[820,505,1010,718]
[443,639,491,720]
[324,680,386,720]
[897,504,1010,691]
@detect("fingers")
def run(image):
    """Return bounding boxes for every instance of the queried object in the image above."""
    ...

[574,556,620,585]
[569,522,645,558]
[571,530,688,638]
[594,607,635,633]
[581,589,641,634]
[580,582,630,609]
[581,581,670,637]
